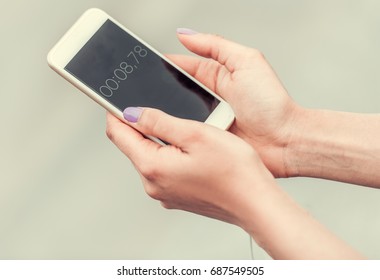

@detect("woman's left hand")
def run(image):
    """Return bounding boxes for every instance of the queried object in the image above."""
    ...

[106,107,275,228]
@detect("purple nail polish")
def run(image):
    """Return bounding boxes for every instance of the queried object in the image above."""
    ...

[123,107,142,123]
[176,28,198,35]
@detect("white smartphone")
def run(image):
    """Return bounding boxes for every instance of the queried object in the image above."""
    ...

[47,8,235,142]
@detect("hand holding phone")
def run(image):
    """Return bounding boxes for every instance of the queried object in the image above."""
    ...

[47,8,234,143]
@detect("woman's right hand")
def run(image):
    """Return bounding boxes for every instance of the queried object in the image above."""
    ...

[171,29,303,178]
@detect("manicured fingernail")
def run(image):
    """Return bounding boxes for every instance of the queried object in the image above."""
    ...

[176,27,198,35]
[123,107,142,123]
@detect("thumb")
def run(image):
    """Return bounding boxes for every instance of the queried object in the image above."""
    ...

[123,107,200,147]
[176,28,251,72]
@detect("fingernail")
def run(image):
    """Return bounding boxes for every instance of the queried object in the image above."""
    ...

[176,27,198,35]
[123,107,143,123]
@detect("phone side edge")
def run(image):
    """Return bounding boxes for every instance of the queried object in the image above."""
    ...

[205,100,235,130]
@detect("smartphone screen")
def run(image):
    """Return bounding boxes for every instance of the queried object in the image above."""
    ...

[64,19,220,122]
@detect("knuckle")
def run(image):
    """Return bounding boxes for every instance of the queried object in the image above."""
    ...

[139,108,168,135]
[249,48,266,61]
[144,184,161,200]
[160,201,172,209]
[150,117,164,137]
[139,161,161,182]
[184,122,207,143]
[105,126,115,142]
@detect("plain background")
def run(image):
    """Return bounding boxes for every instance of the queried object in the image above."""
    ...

[1,0,379,259]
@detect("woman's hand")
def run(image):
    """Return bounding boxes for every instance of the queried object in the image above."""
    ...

[170,30,303,178]
[106,107,363,259]
[106,107,275,228]
[171,30,380,187]
[104,30,366,259]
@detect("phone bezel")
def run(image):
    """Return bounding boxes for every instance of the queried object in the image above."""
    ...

[47,8,235,132]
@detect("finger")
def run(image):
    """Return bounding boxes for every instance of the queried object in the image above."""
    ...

[176,30,252,72]
[166,54,225,93]
[166,54,204,79]
[106,112,161,165]
[123,107,202,149]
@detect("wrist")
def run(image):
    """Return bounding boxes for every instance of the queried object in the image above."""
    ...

[239,177,363,259]
[236,180,280,237]
[265,104,311,178]
[283,107,339,179]
[282,106,314,178]
[283,108,380,186]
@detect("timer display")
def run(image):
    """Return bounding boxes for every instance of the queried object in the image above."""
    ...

[64,19,219,122]
[99,45,148,97]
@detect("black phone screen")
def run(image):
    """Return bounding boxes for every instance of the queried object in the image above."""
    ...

[64,19,220,122]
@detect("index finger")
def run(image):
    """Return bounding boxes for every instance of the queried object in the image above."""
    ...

[166,54,223,93]
[177,32,252,73]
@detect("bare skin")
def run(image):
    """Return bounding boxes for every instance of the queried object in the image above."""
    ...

[106,30,378,259]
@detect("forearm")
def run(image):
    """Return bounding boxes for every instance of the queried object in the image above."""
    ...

[285,108,380,188]
[240,182,363,259]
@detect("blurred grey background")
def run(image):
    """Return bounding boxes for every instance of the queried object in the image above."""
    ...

[1,0,379,259]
